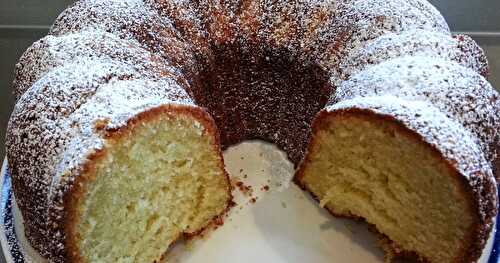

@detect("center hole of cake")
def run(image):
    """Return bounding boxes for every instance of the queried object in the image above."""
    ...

[192,44,333,164]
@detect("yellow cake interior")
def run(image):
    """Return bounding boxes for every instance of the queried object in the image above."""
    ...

[74,109,230,262]
[298,113,474,263]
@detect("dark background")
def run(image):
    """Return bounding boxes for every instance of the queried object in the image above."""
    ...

[0,0,500,260]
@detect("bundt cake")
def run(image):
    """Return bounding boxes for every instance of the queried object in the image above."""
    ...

[6,0,499,262]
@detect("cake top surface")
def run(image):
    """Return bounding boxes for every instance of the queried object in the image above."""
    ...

[334,56,500,167]
[51,0,166,36]
[332,29,488,85]
[146,0,451,71]
[13,29,183,101]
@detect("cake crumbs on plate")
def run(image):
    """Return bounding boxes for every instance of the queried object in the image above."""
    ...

[234,181,253,196]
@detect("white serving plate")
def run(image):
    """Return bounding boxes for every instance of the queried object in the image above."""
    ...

[0,141,498,262]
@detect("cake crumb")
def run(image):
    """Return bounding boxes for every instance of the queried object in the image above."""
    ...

[261,185,270,191]
[234,181,253,196]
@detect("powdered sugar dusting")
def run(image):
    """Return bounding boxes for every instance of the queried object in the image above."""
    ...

[148,0,450,71]
[331,29,489,86]
[13,29,182,101]
[319,0,450,71]
[333,56,500,171]
[51,0,168,39]
[51,0,197,73]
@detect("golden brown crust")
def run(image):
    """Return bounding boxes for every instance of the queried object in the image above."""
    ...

[493,142,500,181]
[295,108,497,263]
[376,233,430,263]
[62,104,232,262]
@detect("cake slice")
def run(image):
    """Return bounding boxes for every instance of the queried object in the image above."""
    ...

[296,96,497,263]
[7,61,231,262]
[67,105,231,262]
